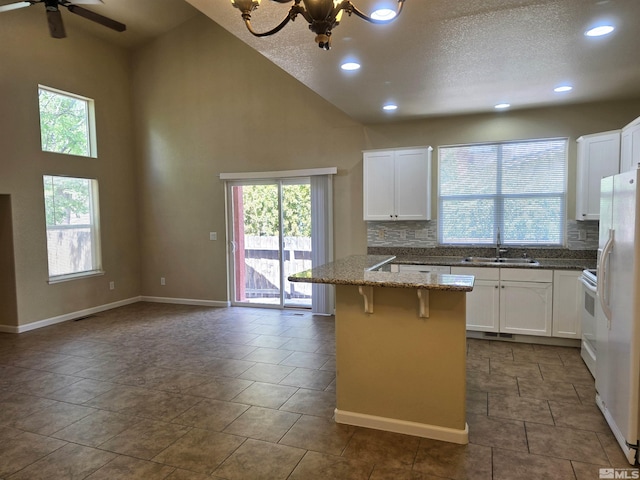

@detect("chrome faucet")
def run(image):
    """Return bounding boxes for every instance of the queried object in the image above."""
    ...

[496,228,508,259]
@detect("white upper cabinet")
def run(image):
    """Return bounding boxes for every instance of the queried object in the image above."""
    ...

[620,116,640,173]
[575,130,620,221]
[363,147,432,221]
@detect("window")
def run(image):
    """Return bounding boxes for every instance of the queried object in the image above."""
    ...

[43,175,102,281]
[38,85,96,157]
[438,138,567,246]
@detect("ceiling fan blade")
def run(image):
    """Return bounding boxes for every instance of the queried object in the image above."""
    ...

[0,1,34,13]
[66,4,125,32]
[47,8,66,38]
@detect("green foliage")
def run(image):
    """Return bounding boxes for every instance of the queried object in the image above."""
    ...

[241,184,311,237]
[39,88,90,156]
[43,176,91,226]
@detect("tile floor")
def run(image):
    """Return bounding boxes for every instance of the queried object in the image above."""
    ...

[0,302,635,479]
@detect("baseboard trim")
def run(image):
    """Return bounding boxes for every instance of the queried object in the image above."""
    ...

[141,296,230,308]
[0,297,142,334]
[0,296,232,334]
[466,330,581,348]
[334,409,469,444]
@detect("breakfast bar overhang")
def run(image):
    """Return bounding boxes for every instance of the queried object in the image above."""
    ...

[288,255,475,444]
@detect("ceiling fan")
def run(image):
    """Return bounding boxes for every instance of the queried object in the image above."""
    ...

[0,0,126,38]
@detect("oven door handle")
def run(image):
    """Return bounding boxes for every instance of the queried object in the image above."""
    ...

[579,276,597,293]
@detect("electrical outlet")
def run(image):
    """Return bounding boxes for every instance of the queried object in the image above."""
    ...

[109,281,115,290]
[160,277,166,286]
[209,232,217,241]
[377,229,385,240]
[399,230,407,240]
[578,230,587,240]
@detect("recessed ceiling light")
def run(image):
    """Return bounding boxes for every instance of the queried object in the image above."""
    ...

[341,62,361,71]
[371,8,397,21]
[585,25,615,37]
[494,103,511,110]
[383,104,398,111]
[554,85,573,93]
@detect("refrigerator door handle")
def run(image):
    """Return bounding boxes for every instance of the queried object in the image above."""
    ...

[598,228,614,327]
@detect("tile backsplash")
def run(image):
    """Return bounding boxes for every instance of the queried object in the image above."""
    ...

[367,219,599,251]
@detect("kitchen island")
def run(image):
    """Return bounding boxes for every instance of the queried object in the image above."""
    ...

[288,255,475,444]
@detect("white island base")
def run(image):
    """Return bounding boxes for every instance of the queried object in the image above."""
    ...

[334,284,469,444]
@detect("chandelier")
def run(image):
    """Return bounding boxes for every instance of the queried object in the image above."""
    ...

[230,0,405,50]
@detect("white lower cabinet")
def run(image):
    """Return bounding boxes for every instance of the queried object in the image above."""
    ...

[500,280,553,336]
[452,267,500,333]
[551,270,581,339]
[452,267,554,337]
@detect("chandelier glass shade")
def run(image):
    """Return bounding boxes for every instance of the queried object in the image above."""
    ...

[230,0,405,50]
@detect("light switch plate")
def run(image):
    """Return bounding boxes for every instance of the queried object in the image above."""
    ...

[210,232,217,241]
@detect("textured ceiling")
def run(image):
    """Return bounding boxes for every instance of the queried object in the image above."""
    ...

[3,0,640,123]
[186,0,640,123]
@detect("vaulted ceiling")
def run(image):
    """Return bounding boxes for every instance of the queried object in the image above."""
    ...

[4,0,640,123]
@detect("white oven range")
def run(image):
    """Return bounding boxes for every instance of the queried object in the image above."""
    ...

[579,268,597,377]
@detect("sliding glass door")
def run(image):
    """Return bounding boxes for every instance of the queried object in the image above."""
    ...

[228,179,312,308]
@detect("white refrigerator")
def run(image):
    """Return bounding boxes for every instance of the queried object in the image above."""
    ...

[596,167,640,465]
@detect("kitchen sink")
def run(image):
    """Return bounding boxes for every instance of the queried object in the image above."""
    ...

[462,256,539,265]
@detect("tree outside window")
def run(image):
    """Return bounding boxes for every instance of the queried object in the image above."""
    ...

[38,86,96,157]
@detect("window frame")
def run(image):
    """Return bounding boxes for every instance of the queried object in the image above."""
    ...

[38,85,98,158]
[437,137,568,247]
[43,175,103,283]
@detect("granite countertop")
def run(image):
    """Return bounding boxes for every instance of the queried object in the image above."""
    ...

[288,255,475,291]
[368,247,597,271]
[391,255,596,270]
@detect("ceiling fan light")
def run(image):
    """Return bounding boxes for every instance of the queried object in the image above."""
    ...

[554,85,573,93]
[383,104,398,111]
[494,103,510,109]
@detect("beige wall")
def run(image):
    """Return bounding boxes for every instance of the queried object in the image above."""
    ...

[131,15,366,301]
[0,7,140,326]
[2,8,639,327]
[0,196,18,326]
